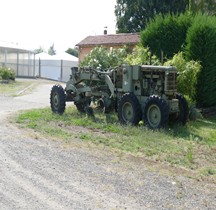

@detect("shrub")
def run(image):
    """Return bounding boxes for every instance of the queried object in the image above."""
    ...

[141,12,216,107]
[80,46,128,69]
[108,46,128,67]
[80,46,110,69]
[185,14,216,107]
[0,67,15,80]
[141,13,192,60]
[164,52,201,103]
[124,45,161,65]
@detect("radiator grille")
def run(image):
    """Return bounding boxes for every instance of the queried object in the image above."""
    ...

[165,73,177,92]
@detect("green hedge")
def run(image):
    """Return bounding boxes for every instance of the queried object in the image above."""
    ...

[141,13,192,59]
[141,13,216,108]
[185,14,216,107]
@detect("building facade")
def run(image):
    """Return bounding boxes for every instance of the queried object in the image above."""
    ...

[76,33,140,63]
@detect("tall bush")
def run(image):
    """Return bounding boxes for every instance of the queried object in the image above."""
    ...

[80,46,128,69]
[164,52,201,103]
[141,13,192,60]
[185,14,216,107]
[124,45,161,65]
[0,67,15,80]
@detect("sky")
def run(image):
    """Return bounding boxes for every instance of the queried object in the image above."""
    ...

[0,0,117,53]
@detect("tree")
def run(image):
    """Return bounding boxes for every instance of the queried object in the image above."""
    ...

[115,0,189,33]
[185,14,216,107]
[141,13,192,59]
[48,43,56,55]
[66,48,78,57]
[189,0,216,15]
[34,46,44,54]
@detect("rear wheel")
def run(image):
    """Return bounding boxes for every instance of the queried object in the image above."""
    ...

[50,85,66,114]
[118,93,142,125]
[143,95,169,129]
[75,100,91,113]
[74,83,91,113]
[176,93,189,125]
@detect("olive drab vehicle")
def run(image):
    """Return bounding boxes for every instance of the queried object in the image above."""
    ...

[50,65,188,129]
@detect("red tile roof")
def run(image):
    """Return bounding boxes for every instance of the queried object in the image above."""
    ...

[76,33,140,47]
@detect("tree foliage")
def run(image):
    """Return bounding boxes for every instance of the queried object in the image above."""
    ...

[141,13,192,59]
[80,46,128,69]
[164,52,201,102]
[124,45,160,65]
[115,0,189,33]
[185,14,216,107]
[80,45,161,69]
[66,48,78,57]
[115,0,216,33]
[34,46,44,54]
[189,0,216,15]
[48,43,56,56]
[141,11,216,107]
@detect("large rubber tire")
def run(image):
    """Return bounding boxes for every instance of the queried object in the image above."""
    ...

[143,95,169,129]
[117,93,142,125]
[74,83,91,113]
[50,85,66,114]
[176,93,189,125]
[75,100,90,113]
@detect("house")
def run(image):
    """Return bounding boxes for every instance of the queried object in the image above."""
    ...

[76,32,140,62]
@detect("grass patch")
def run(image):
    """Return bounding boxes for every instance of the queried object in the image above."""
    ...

[0,80,33,96]
[15,106,216,179]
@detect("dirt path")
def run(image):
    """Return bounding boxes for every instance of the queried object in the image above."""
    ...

[0,79,215,210]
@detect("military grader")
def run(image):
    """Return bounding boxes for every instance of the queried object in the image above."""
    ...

[50,65,188,129]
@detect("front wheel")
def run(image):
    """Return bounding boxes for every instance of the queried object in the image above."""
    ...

[143,95,169,129]
[117,93,142,125]
[50,85,66,114]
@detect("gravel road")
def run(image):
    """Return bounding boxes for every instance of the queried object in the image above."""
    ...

[0,79,215,210]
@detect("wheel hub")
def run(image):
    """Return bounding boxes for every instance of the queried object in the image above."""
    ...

[147,104,161,127]
[122,102,133,121]
[53,94,59,108]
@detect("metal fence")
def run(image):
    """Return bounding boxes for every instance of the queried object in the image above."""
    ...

[0,47,35,77]
[0,46,78,81]
[35,59,78,82]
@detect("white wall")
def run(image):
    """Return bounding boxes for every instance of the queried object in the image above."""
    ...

[35,59,78,82]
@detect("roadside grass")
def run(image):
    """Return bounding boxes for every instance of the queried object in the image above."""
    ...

[0,80,33,96]
[15,106,216,180]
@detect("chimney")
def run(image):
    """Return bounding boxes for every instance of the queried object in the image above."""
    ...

[104,26,107,35]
